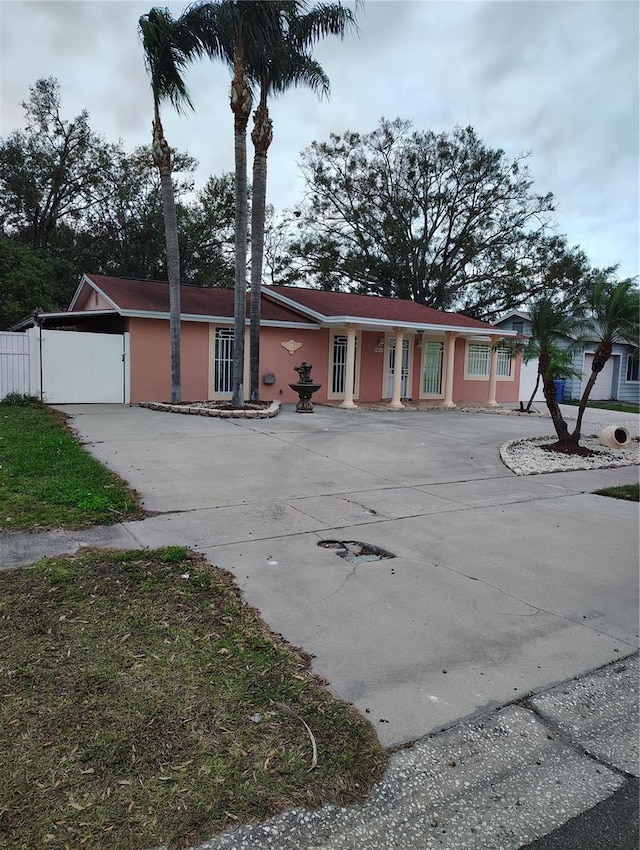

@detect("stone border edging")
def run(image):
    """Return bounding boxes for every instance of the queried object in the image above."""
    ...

[139,400,280,419]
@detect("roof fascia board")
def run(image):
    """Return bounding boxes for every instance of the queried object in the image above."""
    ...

[261,320,319,329]
[68,275,90,310]
[321,316,516,336]
[121,310,233,323]
[47,310,117,320]
[9,309,119,331]
[9,316,36,331]
[120,309,316,328]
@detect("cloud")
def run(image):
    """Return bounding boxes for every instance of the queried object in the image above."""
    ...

[0,0,637,277]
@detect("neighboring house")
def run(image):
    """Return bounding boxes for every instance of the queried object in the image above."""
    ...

[15,274,521,407]
[496,310,639,405]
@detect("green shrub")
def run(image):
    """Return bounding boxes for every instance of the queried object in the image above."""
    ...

[0,392,42,407]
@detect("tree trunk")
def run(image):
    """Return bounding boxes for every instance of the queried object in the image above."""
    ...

[249,100,273,402]
[542,373,575,445]
[539,350,573,446]
[525,371,541,412]
[153,113,181,405]
[230,59,252,408]
[571,343,612,442]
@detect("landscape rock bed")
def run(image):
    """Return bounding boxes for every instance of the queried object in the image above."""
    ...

[501,435,640,476]
[139,400,280,419]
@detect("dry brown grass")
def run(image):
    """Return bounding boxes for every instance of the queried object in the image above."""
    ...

[0,548,387,850]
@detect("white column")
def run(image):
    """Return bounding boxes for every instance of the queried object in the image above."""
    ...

[389,327,406,410]
[340,323,358,409]
[487,334,500,407]
[442,331,457,408]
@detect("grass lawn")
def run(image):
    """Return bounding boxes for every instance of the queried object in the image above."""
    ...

[0,548,387,850]
[593,483,640,501]
[563,399,640,414]
[0,398,143,531]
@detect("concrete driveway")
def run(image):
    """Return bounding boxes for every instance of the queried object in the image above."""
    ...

[8,403,639,748]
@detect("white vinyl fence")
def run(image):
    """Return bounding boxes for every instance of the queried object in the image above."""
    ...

[0,328,129,403]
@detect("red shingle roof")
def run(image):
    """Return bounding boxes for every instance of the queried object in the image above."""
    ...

[78,275,499,332]
[264,285,496,330]
[81,275,314,324]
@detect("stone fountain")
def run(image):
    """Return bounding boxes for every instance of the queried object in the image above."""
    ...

[289,361,321,413]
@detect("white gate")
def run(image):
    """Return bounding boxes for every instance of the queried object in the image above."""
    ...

[0,328,129,403]
[0,332,36,398]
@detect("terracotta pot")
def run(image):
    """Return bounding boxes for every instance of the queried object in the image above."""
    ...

[598,425,631,448]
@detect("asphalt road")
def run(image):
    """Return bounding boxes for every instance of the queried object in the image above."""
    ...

[521,778,639,850]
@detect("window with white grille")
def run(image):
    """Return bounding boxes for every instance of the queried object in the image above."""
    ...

[466,343,490,377]
[466,343,512,378]
[497,346,512,377]
[214,328,234,394]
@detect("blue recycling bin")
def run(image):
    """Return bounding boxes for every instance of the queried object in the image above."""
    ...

[553,379,566,403]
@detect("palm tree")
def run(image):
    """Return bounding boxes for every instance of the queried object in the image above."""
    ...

[571,274,639,443]
[525,278,639,449]
[247,2,357,401]
[523,296,581,444]
[184,0,283,406]
[139,8,200,404]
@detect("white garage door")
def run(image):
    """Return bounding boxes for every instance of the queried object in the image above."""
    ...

[518,357,545,404]
[581,354,615,400]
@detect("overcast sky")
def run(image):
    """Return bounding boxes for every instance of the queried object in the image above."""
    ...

[1,0,638,280]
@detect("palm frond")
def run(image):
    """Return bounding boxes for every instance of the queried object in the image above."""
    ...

[139,8,196,115]
[528,296,581,349]
[180,1,237,66]
[287,2,358,47]
[274,53,330,99]
[183,1,286,67]
[587,274,639,345]
[250,46,330,101]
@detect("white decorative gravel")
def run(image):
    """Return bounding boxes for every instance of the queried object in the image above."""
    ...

[500,435,640,476]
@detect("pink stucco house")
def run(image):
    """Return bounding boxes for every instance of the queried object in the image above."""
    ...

[36,273,521,408]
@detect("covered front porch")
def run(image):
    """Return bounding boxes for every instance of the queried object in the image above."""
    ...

[331,323,519,410]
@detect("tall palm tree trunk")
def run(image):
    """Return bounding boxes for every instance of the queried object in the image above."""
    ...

[231,51,252,408]
[249,99,273,401]
[153,113,181,404]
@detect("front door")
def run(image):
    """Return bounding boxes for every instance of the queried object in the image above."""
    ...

[213,328,234,395]
[422,340,444,396]
[331,333,358,396]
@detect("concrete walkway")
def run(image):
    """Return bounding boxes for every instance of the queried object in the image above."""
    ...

[1,402,638,848]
